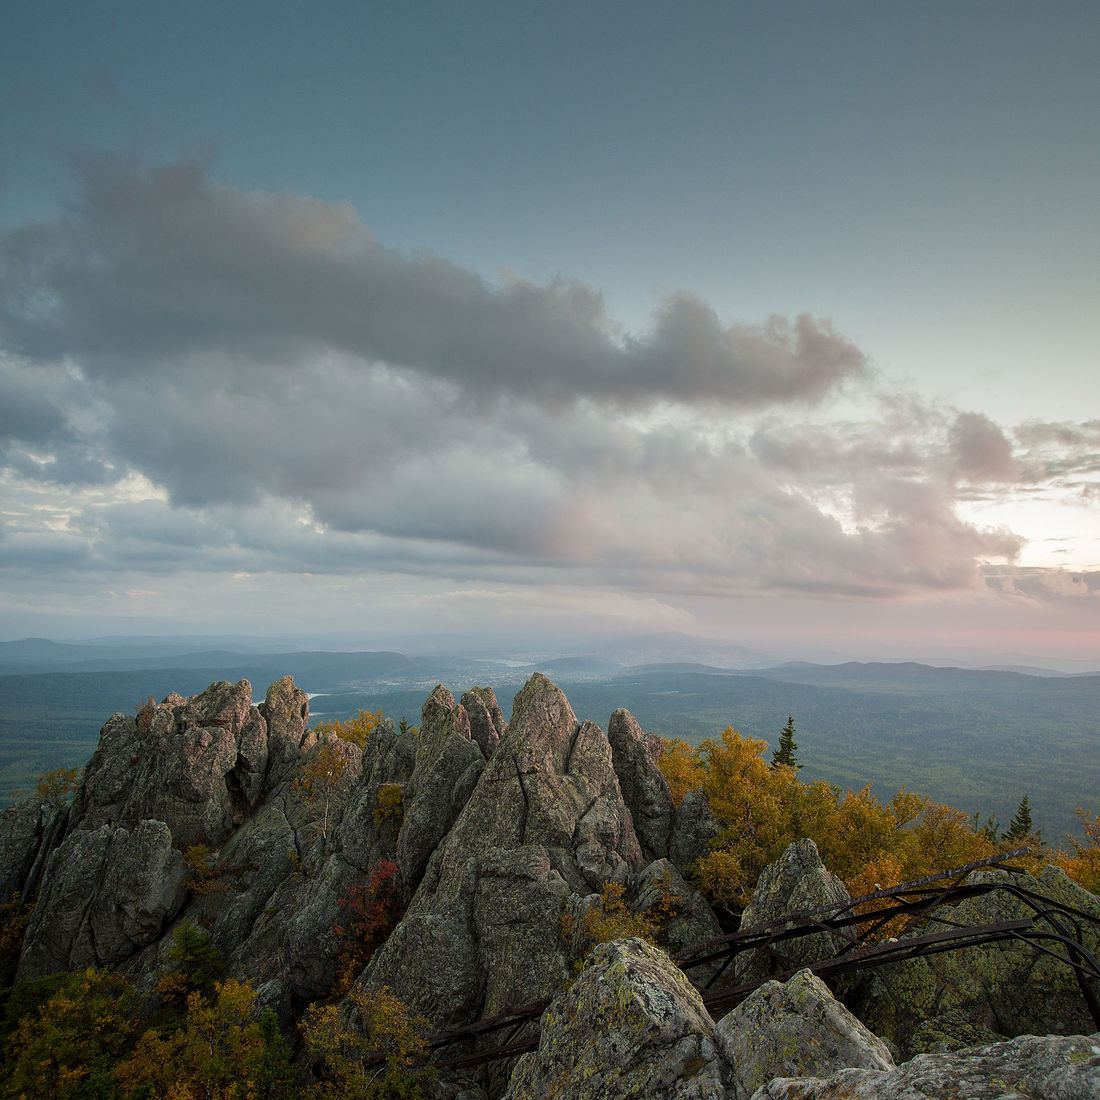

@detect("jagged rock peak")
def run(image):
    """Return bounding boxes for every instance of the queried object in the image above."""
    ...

[608,707,675,862]
[360,673,647,1035]
[395,682,485,891]
[507,671,580,770]
[735,838,851,986]
[68,678,311,849]
[11,677,315,984]
[461,684,507,759]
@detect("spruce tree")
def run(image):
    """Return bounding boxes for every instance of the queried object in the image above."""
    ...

[771,715,802,770]
[1004,794,1036,843]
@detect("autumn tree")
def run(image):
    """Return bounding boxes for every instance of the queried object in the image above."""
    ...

[559,880,661,968]
[295,740,357,840]
[687,726,1000,912]
[770,715,802,770]
[657,737,706,806]
[312,708,384,748]
[33,765,83,809]
[0,894,34,1014]
[116,979,293,1099]
[154,918,224,1015]
[692,728,791,906]
[1054,808,1100,894]
[3,968,140,1100]
[300,985,435,1099]
[332,860,404,994]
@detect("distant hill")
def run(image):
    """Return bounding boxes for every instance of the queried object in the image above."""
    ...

[0,645,1096,843]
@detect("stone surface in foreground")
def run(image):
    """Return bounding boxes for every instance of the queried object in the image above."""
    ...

[751,1031,1100,1100]
[504,937,729,1100]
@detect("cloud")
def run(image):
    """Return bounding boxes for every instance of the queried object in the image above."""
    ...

[950,412,1019,482]
[1012,419,1100,493]
[1,155,1098,617]
[0,154,866,409]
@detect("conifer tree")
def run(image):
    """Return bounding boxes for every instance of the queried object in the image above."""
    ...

[1004,794,1039,843]
[770,715,802,770]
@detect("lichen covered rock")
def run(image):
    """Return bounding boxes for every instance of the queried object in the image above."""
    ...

[846,865,1100,1057]
[608,708,676,863]
[735,839,851,986]
[750,1031,1100,1099]
[18,819,187,978]
[504,937,729,1100]
[718,969,895,1099]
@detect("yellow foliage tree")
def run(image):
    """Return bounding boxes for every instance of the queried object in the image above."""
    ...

[295,741,356,840]
[692,728,793,905]
[657,737,706,806]
[32,765,82,809]
[2,968,140,1100]
[559,880,659,967]
[312,709,384,749]
[1054,809,1100,894]
[687,728,1004,911]
[116,979,292,1099]
[300,985,434,1099]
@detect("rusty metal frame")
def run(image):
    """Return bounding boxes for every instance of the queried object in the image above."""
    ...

[386,849,1100,1070]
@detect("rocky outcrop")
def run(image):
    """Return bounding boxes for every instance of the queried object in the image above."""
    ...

[461,685,508,760]
[634,858,723,954]
[9,669,1098,1100]
[0,797,67,903]
[13,678,315,986]
[197,718,407,1017]
[69,678,311,849]
[669,788,722,871]
[504,935,1100,1100]
[361,674,646,1032]
[257,675,316,784]
[504,945,905,1100]
[717,969,895,1099]
[751,1031,1100,1099]
[505,937,730,1100]
[18,819,187,978]
[735,840,851,986]
[845,864,1100,1058]
[396,685,486,891]
[608,708,676,863]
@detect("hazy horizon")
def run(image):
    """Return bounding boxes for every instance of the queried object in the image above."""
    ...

[2,627,1098,677]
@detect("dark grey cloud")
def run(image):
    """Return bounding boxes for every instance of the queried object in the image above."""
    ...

[0,155,866,407]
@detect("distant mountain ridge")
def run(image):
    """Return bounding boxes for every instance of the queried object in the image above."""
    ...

[1,640,1096,839]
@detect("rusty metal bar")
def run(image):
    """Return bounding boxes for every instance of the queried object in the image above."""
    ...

[414,851,1098,1071]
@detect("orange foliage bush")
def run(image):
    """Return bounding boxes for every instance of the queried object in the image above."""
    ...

[312,708,384,748]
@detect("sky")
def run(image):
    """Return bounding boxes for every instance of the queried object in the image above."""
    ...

[1,1,1099,667]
